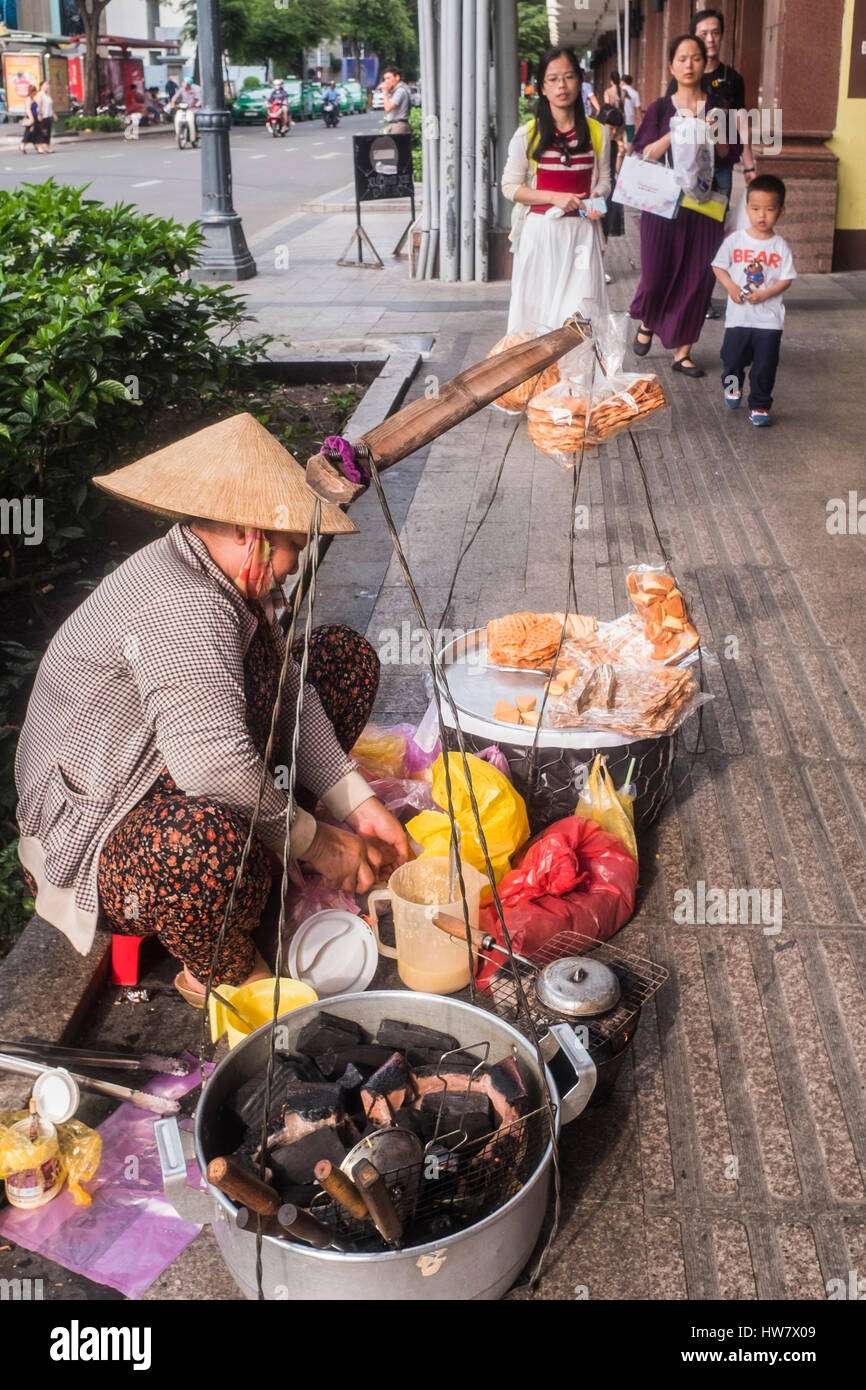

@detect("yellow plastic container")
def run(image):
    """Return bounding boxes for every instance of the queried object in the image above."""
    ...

[209,977,318,1049]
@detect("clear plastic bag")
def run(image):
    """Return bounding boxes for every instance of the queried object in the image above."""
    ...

[626,564,699,662]
[528,320,668,464]
[575,754,637,861]
[669,111,714,202]
[486,331,560,413]
[0,1110,102,1206]
[547,662,710,739]
[351,721,440,781]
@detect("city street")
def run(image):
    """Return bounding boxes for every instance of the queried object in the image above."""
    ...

[0,110,384,237]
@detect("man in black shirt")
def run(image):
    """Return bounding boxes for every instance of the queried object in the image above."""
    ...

[665,8,757,316]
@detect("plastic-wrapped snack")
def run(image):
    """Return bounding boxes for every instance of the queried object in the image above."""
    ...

[547,663,709,739]
[585,373,667,445]
[486,610,597,670]
[626,565,700,662]
[486,332,560,413]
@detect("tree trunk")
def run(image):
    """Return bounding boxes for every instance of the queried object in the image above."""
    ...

[82,10,102,116]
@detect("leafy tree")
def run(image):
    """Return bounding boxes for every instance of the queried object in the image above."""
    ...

[75,0,112,115]
[221,0,343,77]
[518,0,550,74]
[339,0,418,77]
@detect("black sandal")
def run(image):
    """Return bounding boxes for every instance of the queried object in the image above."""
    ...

[633,328,653,357]
[671,356,705,378]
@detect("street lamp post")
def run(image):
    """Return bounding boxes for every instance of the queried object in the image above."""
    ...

[195,0,256,280]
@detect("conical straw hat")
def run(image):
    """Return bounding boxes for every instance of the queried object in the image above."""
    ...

[92,413,358,535]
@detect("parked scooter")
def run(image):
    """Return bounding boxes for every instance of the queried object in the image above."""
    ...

[322,95,340,128]
[266,97,289,137]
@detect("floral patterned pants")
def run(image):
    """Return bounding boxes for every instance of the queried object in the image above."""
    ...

[94,621,379,986]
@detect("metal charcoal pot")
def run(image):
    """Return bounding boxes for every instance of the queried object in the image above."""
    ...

[159,992,594,1302]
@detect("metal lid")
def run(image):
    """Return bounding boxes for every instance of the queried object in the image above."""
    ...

[33,1068,80,1124]
[288,909,378,998]
[535,957,621,1018]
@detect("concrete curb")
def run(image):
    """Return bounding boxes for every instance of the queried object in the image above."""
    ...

[0,347,420,1085]
[0,126,174,146]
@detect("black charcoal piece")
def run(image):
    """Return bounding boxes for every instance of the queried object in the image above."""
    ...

[314,1044,394,1078]
[391,1106,429,1139]
[406,1047,478,1068]
[487,1057,528,1111]
[376,1019,461,1054]
[413,1060,477,1082]
[266,1127,347,1184]
[362,1051,412,1099]
[264,1173,317,1207]
[225,1055,305,1129]
[297,1013,366,1057]
[281,1081,344,1123]
[419,1090,493,1121]
[334,1063,364,1093]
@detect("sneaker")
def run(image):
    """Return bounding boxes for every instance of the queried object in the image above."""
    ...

[724,390,741,410]
[749,409,771,427]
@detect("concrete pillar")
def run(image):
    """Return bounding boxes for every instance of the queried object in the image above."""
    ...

[493,0,519,230]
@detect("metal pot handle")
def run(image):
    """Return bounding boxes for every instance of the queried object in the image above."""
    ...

[155,1115,218,1225]
[539,1024,597,1124]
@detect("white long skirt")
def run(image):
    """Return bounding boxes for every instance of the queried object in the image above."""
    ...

[507,212,608,336]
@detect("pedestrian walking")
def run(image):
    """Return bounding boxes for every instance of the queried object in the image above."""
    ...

[580,69,600,118]
[599,105,625,282]
[603,70,623,112]
[501,46,610,336]
[18,85,40,154]
[629,34,729,377]
[36,79,55,153]
[620,74,642,148]
[381,63,411,134]
[711,175,795,427]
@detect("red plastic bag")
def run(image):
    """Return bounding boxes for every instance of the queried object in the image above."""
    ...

[477,816,637,989]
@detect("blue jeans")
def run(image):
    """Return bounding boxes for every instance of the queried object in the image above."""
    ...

[714,167,733,198]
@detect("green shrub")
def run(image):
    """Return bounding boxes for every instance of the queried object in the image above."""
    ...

[0,840,34,949]
[242,75,262,90]
[64,115,124,132]
[0,180,275,582]
[409,105,422,182]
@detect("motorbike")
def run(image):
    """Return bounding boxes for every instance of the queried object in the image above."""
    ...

[266,97,289,137]
[322,96,340,128]
[173,102,200,150]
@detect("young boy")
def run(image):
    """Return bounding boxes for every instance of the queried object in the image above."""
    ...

[710,174,796,426]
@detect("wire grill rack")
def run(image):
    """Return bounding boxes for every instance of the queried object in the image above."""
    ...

[472,931,669,1054]
[308,1104,550,1251]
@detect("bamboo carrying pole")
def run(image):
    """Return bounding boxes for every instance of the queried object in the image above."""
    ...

[305,315,592,506]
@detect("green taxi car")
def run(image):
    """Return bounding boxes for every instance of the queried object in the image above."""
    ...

[341,79,366,113]
[231,79,309,123]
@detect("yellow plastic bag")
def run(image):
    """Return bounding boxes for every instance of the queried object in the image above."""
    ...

[575,754,638,862]
[0,1109,102,1206]
[406,753,530,883]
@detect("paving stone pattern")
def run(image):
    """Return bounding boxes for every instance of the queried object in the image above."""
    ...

[245,201,866,1301]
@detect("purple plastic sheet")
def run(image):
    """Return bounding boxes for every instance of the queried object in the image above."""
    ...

[0,1052,210,1299]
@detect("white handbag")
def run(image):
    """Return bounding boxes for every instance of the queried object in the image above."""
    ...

[611,154,681,220]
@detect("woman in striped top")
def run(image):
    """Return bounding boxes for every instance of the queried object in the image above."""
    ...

[502,47,610,337]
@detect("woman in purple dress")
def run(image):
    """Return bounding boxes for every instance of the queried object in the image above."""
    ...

[629,34,729,377]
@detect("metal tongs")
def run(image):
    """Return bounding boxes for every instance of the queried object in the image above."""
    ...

[0,1039,190,1076]
[0,1052,181,1116]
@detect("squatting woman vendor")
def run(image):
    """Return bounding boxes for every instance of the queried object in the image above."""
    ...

[14,415,410,1005]
[501,46,610,336]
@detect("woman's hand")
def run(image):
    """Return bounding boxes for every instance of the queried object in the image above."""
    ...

[345,796,412,875]
[299,822,381,893]
[550,190,585,213]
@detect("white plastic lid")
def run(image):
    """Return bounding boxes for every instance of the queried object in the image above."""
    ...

[33,1068,80,1124]
[288,909,378,998]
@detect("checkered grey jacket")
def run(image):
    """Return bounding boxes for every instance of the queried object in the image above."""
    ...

[15,525,371,954]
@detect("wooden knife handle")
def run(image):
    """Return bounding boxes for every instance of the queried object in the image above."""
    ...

[277,1203,337,1251]
[315,1159,368,1220]
[206,1157,281,1217]
[433,913,487,949]
[353,1157,403,1246]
